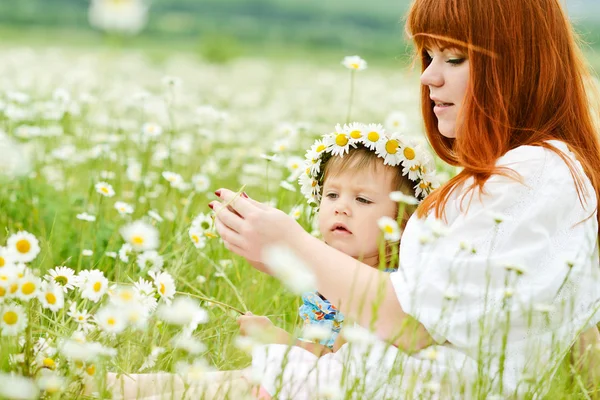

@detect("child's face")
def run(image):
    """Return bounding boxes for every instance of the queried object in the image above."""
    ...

[318,163,399,266]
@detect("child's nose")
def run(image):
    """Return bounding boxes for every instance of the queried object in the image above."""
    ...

[334,202,351,216]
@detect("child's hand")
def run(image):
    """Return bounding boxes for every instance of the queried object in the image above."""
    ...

[236,312,275,337]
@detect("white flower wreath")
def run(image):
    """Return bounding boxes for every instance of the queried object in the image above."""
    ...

[298,122,440,206]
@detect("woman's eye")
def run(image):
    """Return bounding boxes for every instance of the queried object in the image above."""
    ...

[357,197,371,204]
[447,58,466,65]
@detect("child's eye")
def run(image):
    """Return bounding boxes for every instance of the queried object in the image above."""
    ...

[356,197,372,204]
[326,193,338,199]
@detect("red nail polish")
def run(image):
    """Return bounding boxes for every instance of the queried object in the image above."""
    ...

[214,190,221,197]
[241,192,249,198]
[208,203,214,210]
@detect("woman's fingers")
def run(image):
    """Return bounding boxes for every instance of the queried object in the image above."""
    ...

[213,217,247,250]
[215,188,257,217]
[211,201,245,234]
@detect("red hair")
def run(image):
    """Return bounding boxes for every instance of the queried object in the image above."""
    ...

[407,0,600,232]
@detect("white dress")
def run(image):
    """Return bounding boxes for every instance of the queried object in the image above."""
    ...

[252,141,600,399]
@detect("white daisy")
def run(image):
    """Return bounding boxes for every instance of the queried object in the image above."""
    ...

[79,269,108,303]
[377,217,400,241]
[76,212,96,222]
[414,171,440,198]
[149,270,176,303]
[341,55,367,71]
[191,213,213,231]
[94,305,127,335]
[171,334,206,355]
[157,296,208,326]
[189,228,207,249]
[279,180,297,192]
[0,304,28,336]
[134,278,158,312]
[15,273,41,302]
[0,247,15,269]
[114,201,134,215]
[0,373,38,399]
[360,123,385,150]
[119,243,133,262]
[162,171,186,190]
[325,126,352,157]
[191,174,210,193]
[272,138,291,153]
[39,281,65,312]
[262,245,316,295]
[389,192,419,205]
[139,347,165,371]
[6,231,40,263]
[375,133,403,166]
[37,372,65,394]
[298,173,320,197]
[81,249,93,257]
[119,220,160,252]
[289,205,304,220]
[384,111,408,133]
[147,210,164,223]
[95,181,115,197]
[136,251,164,272]
[141,122,162,139]
[67,303,94,332]
[346,122,365,143]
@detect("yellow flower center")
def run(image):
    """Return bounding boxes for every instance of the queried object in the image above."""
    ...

[316,144,326,153]
[78,315,85,321]
[350,63,359,69]
[86,364,96,376]
[132,236,144,245]
[191,234,199,243]
[93,281,102,292]
[385,140,399,154]
[384,226,394,234]
[403,147,416,160]
[335,134,348,147]
[0,287,5,297]
[21,282,36,295]
[3,311,18,325]
[291,163,299,169]
[16,239,31,254]
[54,276,68,286]
[350,130,362,139]
[410,165,420,171]
[43,357,56,369]
[120,291,133,301]
[160,283,166,295]
[0,257,4,267]
[419,182,430,189]
[367,131,379,142]
[101,187,109,194]
[10,283,18,294]
[45,293,57,305]
[205,232,218,239]
[311,180,317,187]
[107,317,116,326]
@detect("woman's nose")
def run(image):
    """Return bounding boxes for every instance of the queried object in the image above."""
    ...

[420,61,444,88]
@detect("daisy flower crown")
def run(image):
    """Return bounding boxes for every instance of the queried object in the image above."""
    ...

[298,122,440,207]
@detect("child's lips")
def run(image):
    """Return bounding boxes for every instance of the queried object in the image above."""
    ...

[331,223,352,235]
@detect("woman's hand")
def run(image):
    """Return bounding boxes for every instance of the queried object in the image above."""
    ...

[209,188,305,264]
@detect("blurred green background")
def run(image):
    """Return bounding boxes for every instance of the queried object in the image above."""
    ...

[1,0,599,69]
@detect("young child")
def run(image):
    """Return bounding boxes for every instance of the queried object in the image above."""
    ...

[98,123,437,399]
[237,127,432,357]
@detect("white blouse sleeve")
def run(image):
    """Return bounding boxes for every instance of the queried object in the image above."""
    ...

[390,142,600,349]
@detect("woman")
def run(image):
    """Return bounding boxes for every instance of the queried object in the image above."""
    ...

[211,0,600,397]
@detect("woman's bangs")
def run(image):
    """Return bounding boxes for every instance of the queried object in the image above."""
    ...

[406,0,470,52]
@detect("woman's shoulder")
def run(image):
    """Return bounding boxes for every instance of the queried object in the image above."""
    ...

[495,140,586,187]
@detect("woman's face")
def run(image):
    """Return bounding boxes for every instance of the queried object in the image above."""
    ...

[420,46,470,139]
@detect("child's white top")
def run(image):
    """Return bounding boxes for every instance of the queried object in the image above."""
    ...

[253,140,600,399]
